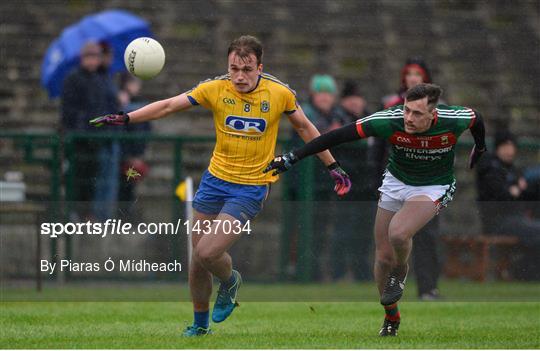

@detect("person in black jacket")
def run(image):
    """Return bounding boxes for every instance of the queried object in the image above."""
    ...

[476,131,540,237]
[61,42,116,219]
[476,130,540,280]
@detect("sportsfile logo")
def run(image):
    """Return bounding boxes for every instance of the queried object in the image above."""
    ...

[225,115,267,135]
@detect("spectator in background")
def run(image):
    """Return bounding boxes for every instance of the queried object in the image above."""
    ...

[476,130,540,280]
[288,74,341,152]
[99,41,114,75]
[372,58,443,299]
[289,74,342,280]
[381,57,432,109]
[92,41,121,221]
[61,42,113,220]
[302,74,342,132]
[331,80,373,281]
[476,130,527,231]
[117,73,151,220]
[337,80,370,124]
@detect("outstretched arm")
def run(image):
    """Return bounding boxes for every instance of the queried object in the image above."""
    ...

[293,121,361,161]
[293,109,486,163]
[265,121,361,175]
[90,93,193,126]
[128,93,193,123]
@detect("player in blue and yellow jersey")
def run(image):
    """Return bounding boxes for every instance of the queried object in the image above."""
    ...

[266,83,487,337]
[90,35,352,336]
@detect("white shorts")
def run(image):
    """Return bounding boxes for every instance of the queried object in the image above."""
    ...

[377,170,456,213]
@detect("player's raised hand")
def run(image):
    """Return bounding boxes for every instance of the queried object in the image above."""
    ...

[263,151,298,176]
[468,145,486,169]
[89,112,130,127]
[327,162,352,196]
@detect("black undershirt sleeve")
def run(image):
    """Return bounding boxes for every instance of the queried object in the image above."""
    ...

[470,110,486,150]
[294,122,362,161]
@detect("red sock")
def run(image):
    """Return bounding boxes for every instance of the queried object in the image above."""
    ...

[384,303,400,322]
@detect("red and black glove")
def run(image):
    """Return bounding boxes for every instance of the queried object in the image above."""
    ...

[89,112,130,127]
[327,162,352,196]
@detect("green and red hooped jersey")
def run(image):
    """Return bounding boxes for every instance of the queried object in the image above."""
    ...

[355,105,476,186]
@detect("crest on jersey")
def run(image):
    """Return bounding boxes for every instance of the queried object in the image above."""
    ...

[225,115,267,135]
[261,100,270,113]
[441,135,449,145]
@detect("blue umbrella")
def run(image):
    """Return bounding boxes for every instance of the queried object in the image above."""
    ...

[41,9,152,98]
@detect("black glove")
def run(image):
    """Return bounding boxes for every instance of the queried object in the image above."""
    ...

[263,151,298,175]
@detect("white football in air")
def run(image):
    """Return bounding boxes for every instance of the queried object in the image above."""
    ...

[124,37,165,80]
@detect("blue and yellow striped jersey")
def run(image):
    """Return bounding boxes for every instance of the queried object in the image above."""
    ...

[187,73,298,185]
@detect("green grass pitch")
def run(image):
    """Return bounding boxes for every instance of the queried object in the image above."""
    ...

[1,281,539,349]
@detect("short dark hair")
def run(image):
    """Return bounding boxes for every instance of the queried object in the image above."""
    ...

[341,80,363,98]
[495,129,517,149]
[227,35,263,65]
[405,83,443,109]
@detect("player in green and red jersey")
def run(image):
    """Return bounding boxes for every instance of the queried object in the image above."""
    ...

[264,83,487,337]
